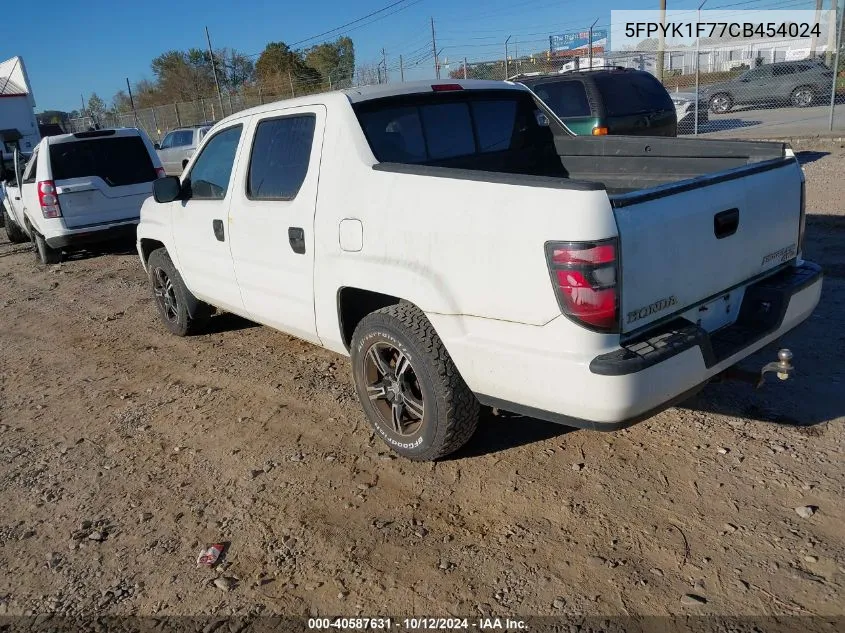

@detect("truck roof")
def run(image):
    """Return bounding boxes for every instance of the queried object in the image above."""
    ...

[211,80,529,128]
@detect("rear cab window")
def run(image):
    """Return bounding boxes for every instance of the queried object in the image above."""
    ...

[593,73,674,116]
[354,89,559,165]
[247,115,316,200]
[49,135,156,186]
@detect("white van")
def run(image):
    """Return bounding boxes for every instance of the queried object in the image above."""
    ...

[1,128,164,264]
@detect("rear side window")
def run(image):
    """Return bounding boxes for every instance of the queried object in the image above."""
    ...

[49,136,156,186]
[188,125,242,200]
[247,115,316,200]
[593,73,674,116]
[356,91,551,164]
[531,81,591,118]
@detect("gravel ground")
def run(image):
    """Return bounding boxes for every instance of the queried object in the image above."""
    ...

[0,147,843,622]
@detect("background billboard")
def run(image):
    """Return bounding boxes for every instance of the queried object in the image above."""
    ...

[549,30,608,56]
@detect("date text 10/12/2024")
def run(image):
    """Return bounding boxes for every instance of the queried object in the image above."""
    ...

[307,618,528,630]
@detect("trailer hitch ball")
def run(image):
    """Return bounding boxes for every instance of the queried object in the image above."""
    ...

[759,348,794,387]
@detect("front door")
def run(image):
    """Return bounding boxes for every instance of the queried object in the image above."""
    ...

[228,106,326,343]
[171,122,245,314]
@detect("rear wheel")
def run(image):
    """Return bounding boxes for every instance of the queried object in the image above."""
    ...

[791,86,815,108]
[350,303,479,461]
[147,248,210,336]
[2,203,28,244]
[34,232,62,264]
[709,93,733,114]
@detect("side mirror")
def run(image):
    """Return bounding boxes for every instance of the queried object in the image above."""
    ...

[153,176,183,203]
[154,143,161,150]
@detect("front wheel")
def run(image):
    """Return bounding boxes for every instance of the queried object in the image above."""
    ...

[791,86,815,108]
[34,232,62,264]
[147,248,210,336]
[709,93,733,114]
[350,303,479,461]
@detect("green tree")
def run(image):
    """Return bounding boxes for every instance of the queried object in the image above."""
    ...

[84,93,107,123]
[304,37,355,87]
[151,49,215,102]
[256,42,320,91]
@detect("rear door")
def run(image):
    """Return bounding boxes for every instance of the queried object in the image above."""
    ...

[612,157,803,335]
[528,79,597,135]
[49,132,157,228]
[228,106,325,343]
[594,73,677,136]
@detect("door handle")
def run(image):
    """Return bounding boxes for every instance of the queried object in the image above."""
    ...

[288,227,305,254]
[714,208,739,239]
[212,219,225,242]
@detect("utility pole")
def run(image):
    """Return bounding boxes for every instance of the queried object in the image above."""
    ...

[80,94,86,116]
[810,0,824,57]
[505,35,512,79]
[588,18,599,69]
[829,0,844,130]
[694,0,707,135]
[431,17,440,79]
[126,78,139,128]
[826,0,838,66]
[382,48,389,83]
[289,71,296,97]
[205,26,225,120]
[656,0,666,82]
[400,55,405,82]
[464,57,468,79]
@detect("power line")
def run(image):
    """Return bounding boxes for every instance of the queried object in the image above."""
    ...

[290,0,415,47]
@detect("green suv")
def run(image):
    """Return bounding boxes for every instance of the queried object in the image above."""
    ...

[517,67,678,137]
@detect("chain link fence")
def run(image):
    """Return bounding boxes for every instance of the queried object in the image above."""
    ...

[67,43,844,142]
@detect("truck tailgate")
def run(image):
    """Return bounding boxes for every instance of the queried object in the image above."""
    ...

[611,158,803,335]
[57,179,149,229]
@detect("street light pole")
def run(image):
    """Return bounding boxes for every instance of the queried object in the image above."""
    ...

[695,0,707,135]
[505,35,512,79]
[588,18,599,69]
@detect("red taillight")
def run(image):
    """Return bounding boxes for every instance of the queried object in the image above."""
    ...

[37,180,61,218]
[431,83,463,92]
[546,240,619,333]
[155,167,166,178]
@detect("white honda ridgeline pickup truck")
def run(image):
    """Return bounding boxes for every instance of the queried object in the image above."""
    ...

[136,80,822,461]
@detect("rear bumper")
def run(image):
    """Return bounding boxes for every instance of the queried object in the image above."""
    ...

[45,221,138,249]
[434,262,823,430]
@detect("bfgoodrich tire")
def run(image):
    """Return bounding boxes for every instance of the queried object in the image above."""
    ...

[350,303,480,461]
[147,248,210,336]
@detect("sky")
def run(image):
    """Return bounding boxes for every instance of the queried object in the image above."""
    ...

[2,0,827,112]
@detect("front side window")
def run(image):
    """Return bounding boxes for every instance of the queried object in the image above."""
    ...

[531,81,591,118]
[247,115,316,200]
[187,125,242,200]
[159,133,175,149]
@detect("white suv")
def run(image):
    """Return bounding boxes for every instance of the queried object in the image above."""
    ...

[2,128,164,264]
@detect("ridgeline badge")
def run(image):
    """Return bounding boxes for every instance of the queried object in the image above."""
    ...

[627,295,678,325]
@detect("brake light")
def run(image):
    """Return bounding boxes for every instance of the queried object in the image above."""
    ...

[155,167,166,178]
[37,180,61,218]
[545,239,619,333]
[592,126,609,136]
[431,83,463,92]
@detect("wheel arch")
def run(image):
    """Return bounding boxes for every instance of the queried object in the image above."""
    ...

[336,287,404,351]
[139,237,166,264]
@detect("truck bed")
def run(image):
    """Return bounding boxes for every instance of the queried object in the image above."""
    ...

[552,135,789,195]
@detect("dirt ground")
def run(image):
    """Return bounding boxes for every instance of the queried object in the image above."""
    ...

[0,146,843,622]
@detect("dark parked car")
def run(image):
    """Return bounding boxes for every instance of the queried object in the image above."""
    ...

[704,60,834,113]
[516,67,678,137]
